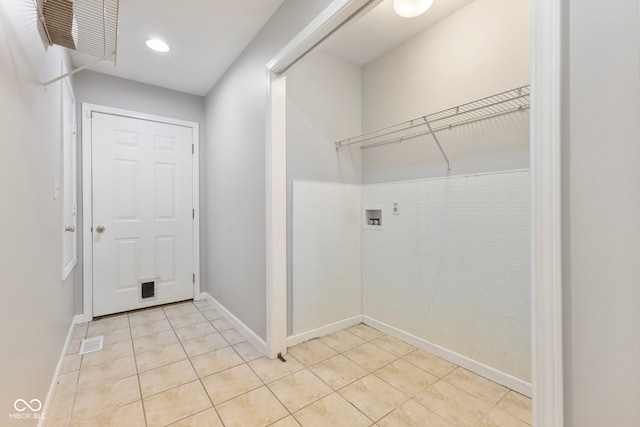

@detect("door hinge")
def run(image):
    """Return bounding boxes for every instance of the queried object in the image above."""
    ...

[72,123,77,135]
[192,144,194,154]
[193,273,195,284]
[192,209,195,219]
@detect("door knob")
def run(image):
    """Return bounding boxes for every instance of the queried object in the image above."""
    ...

[65,225,75,232]
[95,226,106,233]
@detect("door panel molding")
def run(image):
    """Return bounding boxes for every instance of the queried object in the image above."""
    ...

[82,104,200,321]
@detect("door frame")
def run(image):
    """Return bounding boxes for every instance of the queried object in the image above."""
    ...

[265,0,563,425]
[81,103,201,321]
[61,62,78,281]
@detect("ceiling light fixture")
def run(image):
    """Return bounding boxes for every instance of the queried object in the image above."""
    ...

[393,0,434,18]
[146,39,170,53]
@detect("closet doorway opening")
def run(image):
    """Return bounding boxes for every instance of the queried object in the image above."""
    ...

[266,0,563,426]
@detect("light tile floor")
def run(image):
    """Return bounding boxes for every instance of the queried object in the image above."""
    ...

[45,300,532,427]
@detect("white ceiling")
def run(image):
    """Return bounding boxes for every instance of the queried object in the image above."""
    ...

[321,0,475,66]
[70,0,475,96]
[70,0,285,96]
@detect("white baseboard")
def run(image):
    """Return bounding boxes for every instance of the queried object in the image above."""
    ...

[38,314,83,427]
[362,316,532,397]
[287,315,363,347]
[201,293,267,356]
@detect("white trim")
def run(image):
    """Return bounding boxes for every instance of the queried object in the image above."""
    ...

[38,314,83,427]
[266,1,565,423]
[531,0,564,425]
[287,315,363,347]
[202,293,268,356]
[264,72,288,359]
[267,0,377,74]
[81,104,93,323]
[363,316,532,397]
[264,0,374,362]
[192,123,201,300]
[81,104,201,322]
[61,61,77,281]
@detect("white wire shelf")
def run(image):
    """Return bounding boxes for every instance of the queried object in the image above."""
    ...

[335,85,531,156]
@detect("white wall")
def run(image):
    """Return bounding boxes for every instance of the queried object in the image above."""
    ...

[204,0,334,340]
[563,0,640,424]
[0,1,75,423]
[286,49,362,334]
[283,0,532,385]
[73,71,207,314]
[292,182,361,335]
[361,0,530,183]
[362,171,531,381]
[74,71,206,125]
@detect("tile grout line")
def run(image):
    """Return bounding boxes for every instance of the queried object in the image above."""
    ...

[163,302,227,427]
[130,304,215,425]
[130,305,201,425]
[304,325,513,426]
[325,333,406,425]
[439,369,511,426]
[242,352,294,422]
[126,312,150,427]
[67,318,132,426]
[51,323,86,427]
[67,324,87,426]
[130,303,213,425]
[63,305,530,427]
[192,300,234,427]
[285,331,401,425]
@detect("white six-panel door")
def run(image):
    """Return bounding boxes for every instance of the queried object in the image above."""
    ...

[91,112,194,316]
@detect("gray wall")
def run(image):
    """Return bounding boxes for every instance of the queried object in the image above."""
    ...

[0,2,75,423]
[204,0,334,340]
[361,0,530,183]
[286,49,362,334]
[563,0,640,425]
[73,71,207,314]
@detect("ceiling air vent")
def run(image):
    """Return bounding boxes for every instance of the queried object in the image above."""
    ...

[37,0,121,85]
[42,0,78,50]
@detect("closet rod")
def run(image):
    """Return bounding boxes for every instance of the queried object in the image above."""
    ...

[335,85,530,150]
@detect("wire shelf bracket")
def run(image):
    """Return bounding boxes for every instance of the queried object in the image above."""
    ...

[35,0,120,86]
[334,85,531,170]
[423,117,451,170]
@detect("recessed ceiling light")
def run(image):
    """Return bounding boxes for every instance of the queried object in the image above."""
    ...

[393,0,434,18]
[146,39,170,53]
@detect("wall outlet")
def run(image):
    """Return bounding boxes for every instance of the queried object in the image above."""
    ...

[392,201,400,215]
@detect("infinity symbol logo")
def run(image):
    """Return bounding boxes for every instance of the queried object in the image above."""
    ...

[13,399,42,412]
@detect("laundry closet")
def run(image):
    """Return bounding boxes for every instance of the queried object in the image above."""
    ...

[286,0,532,392]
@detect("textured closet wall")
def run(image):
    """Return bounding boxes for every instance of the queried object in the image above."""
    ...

[286,50,362,335]
[361,0,531,183]
[204,0,334,340]
[563,0,640,424]
[362,171,531,381]
[292,182,361,335]
[73,71,207,315]
[0,1,75,423]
